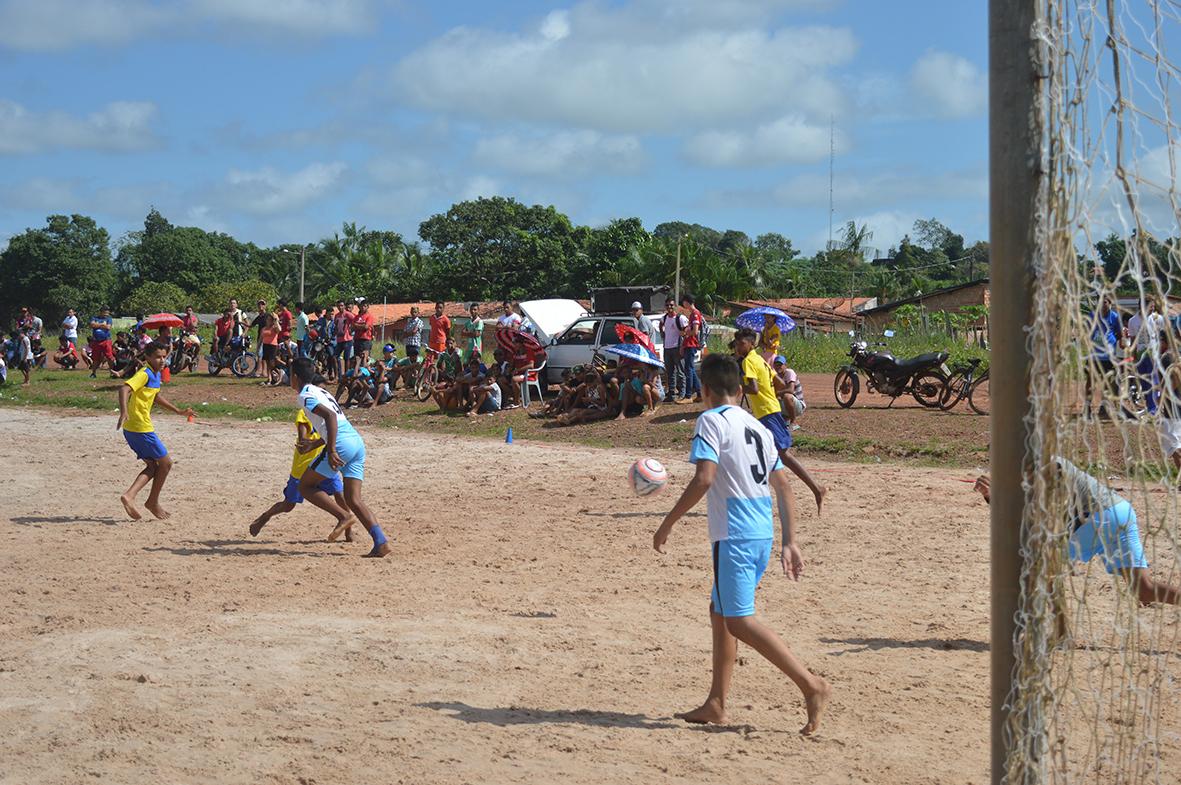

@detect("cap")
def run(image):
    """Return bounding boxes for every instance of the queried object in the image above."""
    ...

[383,343,395,353]
[630,301,643,310]
[774,355,786,365]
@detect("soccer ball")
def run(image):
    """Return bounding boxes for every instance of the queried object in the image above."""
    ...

[630,458,668,496]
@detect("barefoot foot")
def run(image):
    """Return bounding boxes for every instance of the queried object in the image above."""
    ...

[676,699,728,725]
[344,526,355,543]
[327,516,358,542]
[362,541,392,558]
[144,502,171,520]
[120,494,142,521]
[249,518,266,537]
[800,679,831,736]
[814,486,827,516]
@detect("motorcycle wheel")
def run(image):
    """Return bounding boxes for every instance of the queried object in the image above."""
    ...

[912,371,948,408]
[207,355,223,376]
[414,365,438,402]
[968,371,990,416]
[231,352,258,378]
[834,369,859,408]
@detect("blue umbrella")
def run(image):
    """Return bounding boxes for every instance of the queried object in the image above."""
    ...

[737,306,796,333]
[602,343,664,369]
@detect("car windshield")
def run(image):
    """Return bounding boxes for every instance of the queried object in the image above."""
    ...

[558,319,600,345]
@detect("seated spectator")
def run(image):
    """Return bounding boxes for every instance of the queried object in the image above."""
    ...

[467,366,503,417]
[54,335,79,369]
[458,352,487,409]
[533,366,585,418]
[555,370,613,426]
[438,336,463,382]
[772,355,806,425]
[617,364,663,419]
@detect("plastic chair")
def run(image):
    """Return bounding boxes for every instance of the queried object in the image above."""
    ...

[521,360,546,407]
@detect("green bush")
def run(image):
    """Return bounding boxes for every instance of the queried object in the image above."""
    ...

[194,280,278,314]
[120,281,187,315]
[704,330,990,374]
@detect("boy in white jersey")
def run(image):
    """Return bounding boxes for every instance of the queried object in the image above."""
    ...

[289,358,391,558]
[653,353,830,735]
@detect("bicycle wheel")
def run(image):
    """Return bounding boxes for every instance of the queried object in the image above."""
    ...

[231,352,258,378]
[968,371,991,416]
[834,369,859,408]
[912,371,948,408]
[939,370,970,411]
[414,365,438,401]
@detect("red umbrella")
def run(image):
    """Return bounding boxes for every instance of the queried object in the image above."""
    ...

[614,323,655,353]
[142,312,184,330]
[495,327,543,355]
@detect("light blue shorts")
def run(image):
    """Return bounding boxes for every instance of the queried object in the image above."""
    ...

[124,430,167,461]
[307,435,366,482]
[1069,501,1148,573]
[711,538,773,617]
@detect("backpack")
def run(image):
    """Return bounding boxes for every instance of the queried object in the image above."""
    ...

[695,309,711,343]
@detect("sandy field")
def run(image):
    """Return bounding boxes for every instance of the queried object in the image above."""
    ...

[0,405,1134,785]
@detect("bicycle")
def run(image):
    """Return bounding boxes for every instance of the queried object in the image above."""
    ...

[206,335,258,378]
[940,359,990,415]
[413,347,441,402]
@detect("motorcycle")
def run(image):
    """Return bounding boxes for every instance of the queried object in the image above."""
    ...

[170,330,202,373]
[206,334,258,377]
[833,334,949,409]
[307,332,336,382]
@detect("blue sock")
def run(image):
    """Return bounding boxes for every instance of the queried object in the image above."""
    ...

[370,525,387,547]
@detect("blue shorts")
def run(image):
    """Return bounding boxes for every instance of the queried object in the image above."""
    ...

[711,538,773,617]
[283,473,343,504]
[307,434,366,482]
[759,412,793,451]
[124,430,168,461]
[1069,501,1148,573]
[334,342,354,360]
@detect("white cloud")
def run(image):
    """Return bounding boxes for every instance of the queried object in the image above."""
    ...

[0,99,159,154]
[474,130,643,177]
[221,161,347,214]
[0,0,380,50]
[910,50,986,119]
[683,115,839,167]
[459,176,500,201]
[390,3,856,133]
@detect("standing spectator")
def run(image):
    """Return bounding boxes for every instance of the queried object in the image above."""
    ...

[1085,295,1126,419]
[461,302,484,360]
[61,308,78,346]
[332,300,355,379]
[402,306,423,361]
[17,306,32,333]
[352,299,375,371]
[88,306,115,378]
[1128,296,1165,414]
[630,301,659,350]
[259,313,279,385]
[251,299,269,345]
[228,298,245,340]
[497,300,522,331]
[21,307,43,341]
[276,299,293,344]
[214,309,233,352]
[679,294,704,403]
[293,302,310,358]
[181,305,199,333]
[659,298,687,402]
[16,328,33,385]
[428,301,451,355]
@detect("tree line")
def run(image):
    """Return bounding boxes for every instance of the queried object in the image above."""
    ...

[0,197,995,322]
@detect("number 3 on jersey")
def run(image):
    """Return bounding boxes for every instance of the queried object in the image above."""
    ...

[744,427,768,484]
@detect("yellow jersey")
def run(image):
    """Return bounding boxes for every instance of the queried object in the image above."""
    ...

[123,366,162,433]
[290,409,324,479]
[760,324,781,353]
[742,351,781,420]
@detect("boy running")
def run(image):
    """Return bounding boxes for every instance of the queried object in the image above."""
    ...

[117,341,195,520]
[289,358,390,558]
[654,353,830,735]
[249,409,350,539]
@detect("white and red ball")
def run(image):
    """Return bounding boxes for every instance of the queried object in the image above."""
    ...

[629,458,668,496]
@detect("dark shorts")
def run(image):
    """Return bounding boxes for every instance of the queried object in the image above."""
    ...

[354,339,372,355]
[759,412,793,451]
[262,344,277,361]
[334,342,354,360]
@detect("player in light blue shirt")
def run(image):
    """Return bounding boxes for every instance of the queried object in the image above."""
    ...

[654,353,830,736]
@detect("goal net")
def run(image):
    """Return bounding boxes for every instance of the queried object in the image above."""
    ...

[1008,1,1181,782]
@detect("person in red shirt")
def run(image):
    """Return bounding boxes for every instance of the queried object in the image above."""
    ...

[181,305,199,332]
[352,299,375,371]
[332,301,356,380]
[214,309,233,352]
[428,301,451,354]
[276,299,293,342]
[679,294,705,403]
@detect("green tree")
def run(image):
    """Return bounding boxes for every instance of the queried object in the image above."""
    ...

[574,218,650,293]
[418,197,582,300]
[194,280,278,314]
[121,281,188,315]
[0,214,115,321]
[117,209,248,294]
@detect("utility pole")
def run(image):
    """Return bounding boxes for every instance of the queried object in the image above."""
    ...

[299,246,306,304]
[828,115,835,254]
[674,235,683,303]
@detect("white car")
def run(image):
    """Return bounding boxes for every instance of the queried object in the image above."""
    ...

[518,299,665,386]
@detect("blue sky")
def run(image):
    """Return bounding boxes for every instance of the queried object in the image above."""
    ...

[0,0,989,256]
